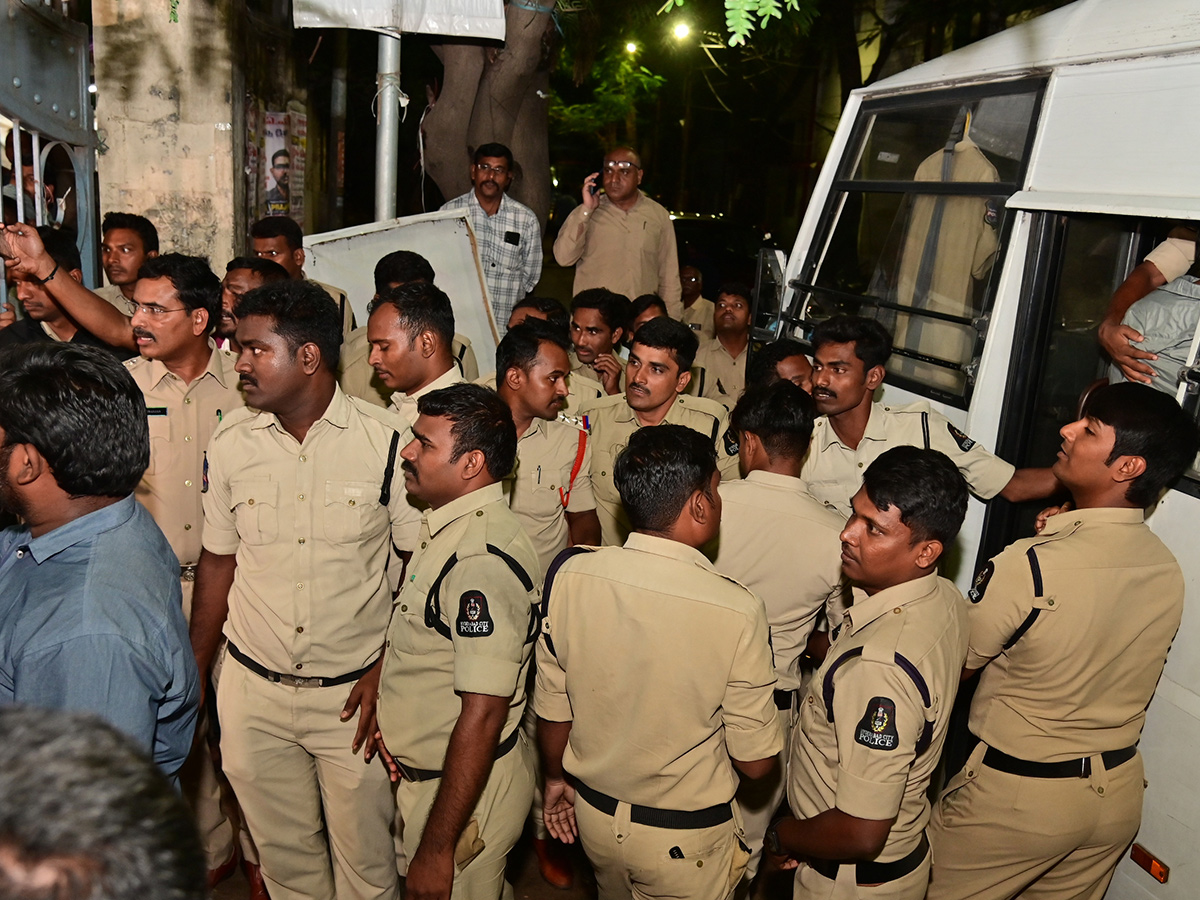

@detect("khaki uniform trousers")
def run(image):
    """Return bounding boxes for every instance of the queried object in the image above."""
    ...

[926,742,1145,900]
[793,853,930,900]
[217,651,400,900]
[575,792,750,900]
[397,733,536,900]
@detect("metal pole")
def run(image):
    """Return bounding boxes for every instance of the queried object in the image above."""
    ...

[374,33,401,221]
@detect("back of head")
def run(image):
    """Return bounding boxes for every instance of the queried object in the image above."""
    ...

[497,318,570,379]
[416,383,517,480]
[250,215,304,251]
[512,296,570,335]
[811,315,893,370]
[373,250,436,292]
[631,316,699,372]
[731,381,816,460]
[862,446,967,545]
[615,424,716,533]
[1084,382,1200,506]
[746,338,808,390]
[101,211,159,254]
[0,707,205,900]
[473,142,514,169]
[138,254,222,333]
[369,281,456,349]
[571,288,632,334]
[0,344,148,498]
[234,280,342,373]
[39,225,82,272]
[225,256,291,284]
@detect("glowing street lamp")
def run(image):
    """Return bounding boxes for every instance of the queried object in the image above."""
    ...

[673,22,690,40]
[625,41,637,53]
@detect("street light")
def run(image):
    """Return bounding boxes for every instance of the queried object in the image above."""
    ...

[625,41,637,53]
[673,22,690,40]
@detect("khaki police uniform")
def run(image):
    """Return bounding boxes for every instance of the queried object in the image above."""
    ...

[581,393,742,546]
[682,297,715,340]
[692,337,748,407]
[126,344,244,869]
[926,508,1184,900]
[789,573,967,900]
[339,325,481,409]
[534,533,782,900]
[712,471,847,878]
[202,388,422,900]
[1144,236,1195,283]
[95,281,135,315]
[378,482,541,900]
[389,365,468,431]
[801,403,1014,519]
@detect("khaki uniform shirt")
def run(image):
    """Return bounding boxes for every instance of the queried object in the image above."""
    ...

[713,472,847,691]
[534,533,782,809]
[339,326,480,410]
[308,278,357,340]
[95,282,134,315]
[802,402,1015,519]
[378,482,541,770]
[692,336,748,407]
[507,417,596,575]
[127,346,245,567]
[790,574,968,862]
[202,388,422,675]
[568,349,622,402]
[965,507,1183,761]
[388,365,468,431]
[681,297,715,340]
[581,393,741,546]
[553,193,683,318]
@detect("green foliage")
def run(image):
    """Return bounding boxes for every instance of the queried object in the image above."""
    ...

[659,0,807,46]
[549,46,666,140]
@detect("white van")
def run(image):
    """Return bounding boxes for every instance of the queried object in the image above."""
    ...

[759,1,1200,896]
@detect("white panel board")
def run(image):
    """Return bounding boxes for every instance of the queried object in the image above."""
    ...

[293,0,505,38]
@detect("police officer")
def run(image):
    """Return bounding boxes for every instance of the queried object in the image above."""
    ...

[926,383,1200,900]
[191,281,421,900]
[376,384,541,900]
[691,283,752,407]
[768,447,970,900]
[582,316,740,546]
[535,424,782,900]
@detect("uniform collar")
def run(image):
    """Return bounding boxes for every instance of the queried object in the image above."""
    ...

[818,402,887,452]
[424,482,506,537]
[623,531,714,570]
[25,495,138,564]
[845,572,941,635]
[142,340,229,389]
[1039,505,1145,536]
[251,385,353,432]
[744,470,804,490]
[519,417,550,441]
[398,365,462,407]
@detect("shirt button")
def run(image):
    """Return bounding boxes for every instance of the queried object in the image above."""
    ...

[297,582,304,590]
[298,494,305,500]
[893,607,902,615]
[184,435,192,442]
[421,541,427,549]
[184,524,192,530]
[601,470,607,477]
[476,510,484,517]
[348,499,356,507]
[16,550,24,558]
[247,498,255,506]
[808,695,815,704]
[300,454,307,462]
[400,604,408,612]
[296,626,304,633]
[185,480,192,487]
[298,537,306,545]
[857,462,864,468]
[184,397,192,404]
[296,663,303,670]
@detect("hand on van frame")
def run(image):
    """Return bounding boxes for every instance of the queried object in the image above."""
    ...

[1035,500,1072,534]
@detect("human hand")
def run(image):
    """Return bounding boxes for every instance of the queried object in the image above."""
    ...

[341,658,383,759]
[1035,501,1072,535]
[1,224,55,281]
[405,846,455,900]
[1098,319,1156,384]
[592,353,623,395]
[543,777,578,843]
[581,173,600,211]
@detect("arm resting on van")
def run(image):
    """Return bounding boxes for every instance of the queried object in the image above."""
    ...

[998,466,1061,504]
[1098,261,1167,385]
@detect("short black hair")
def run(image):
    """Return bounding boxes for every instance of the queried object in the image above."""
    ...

[373,250,436,292]
[225,256,291,284]
[101,211,159,254]
[250,216,304,251]
[512,296,570,334]
[716,282,752,303]
[746,338,809,390]
[571,288,631,334]
[38,225,81,272]
[368,281,455,348]
[731,381,816,460]
[0,344,148,497]
[138,254,222,334]
[811,315,893,371]
[271,148,290,166]
[615,424,717,533]
[417,384,517,480]
[861,446,967,545]
[496,319,570,379]
[629,294,668,329]
[630,316,699,372]
[1084,382,1200,507]
[473,142,514,169]
[234,280,342,373]
[0,707,205,900]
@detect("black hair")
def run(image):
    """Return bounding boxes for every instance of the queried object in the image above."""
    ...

[224,256,291,284]
[630,316,699,372]
[0,343,148,498]
[512,296,570,334]
[234,280,342,373]
[496,319,570,379]
[271,148,290,165]
[373,250,436,292]
[417,384,517,480]
[746,338,809,390]
[101,212,160,254]
[138,254,222,334]
[628,294,668,330]
[38,225,81,272]
[571,288,632,334]
[715,282,752,303]
[730,381,816,460]
[367,281,455,348]
[615,424,717,533]
[861,446,967,545]
[473,143,514,169]
[250,216,304,251]
[811,315,893,371]
[1084,382,1200,507]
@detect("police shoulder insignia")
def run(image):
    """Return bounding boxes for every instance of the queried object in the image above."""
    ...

[968,561,995,604]
[456,590,493,637]
[947,423,976,452]
[723,426,739,457]
[854,697,899,751]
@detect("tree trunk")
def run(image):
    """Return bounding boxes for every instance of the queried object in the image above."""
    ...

[509,68,551,228]
[422,42,486,204]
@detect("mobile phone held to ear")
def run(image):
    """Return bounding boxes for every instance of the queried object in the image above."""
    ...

[590,169,603,196]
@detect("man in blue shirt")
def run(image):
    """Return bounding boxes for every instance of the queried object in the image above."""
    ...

[0,343,199,781]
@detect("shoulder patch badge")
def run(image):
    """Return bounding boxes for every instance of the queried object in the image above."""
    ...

[854,697,899,751]
[456,590,494,638]
[968,561,995,604]
[947,423,976,452]
[723,425,739,457]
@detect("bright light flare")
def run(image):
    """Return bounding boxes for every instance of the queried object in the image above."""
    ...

[625,41,638,53]
[673,22,690,40]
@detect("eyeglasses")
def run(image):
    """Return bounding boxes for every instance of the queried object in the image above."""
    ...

[604,161,640,174]
[132,303,189,317]
[475,163,509,175]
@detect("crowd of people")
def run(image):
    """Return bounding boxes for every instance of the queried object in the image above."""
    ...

[1,140,1199,900]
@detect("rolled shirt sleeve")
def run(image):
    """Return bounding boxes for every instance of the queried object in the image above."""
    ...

[721,596,784,763]
[449,554,533,699]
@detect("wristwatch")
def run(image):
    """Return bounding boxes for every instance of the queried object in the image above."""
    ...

[765,819,784,856]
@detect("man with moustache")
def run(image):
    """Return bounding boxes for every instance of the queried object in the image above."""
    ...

[190,280,421,900]
[442,143,543,328]
[215,256,290,349]
[250,216,354,340]
[97,211,159,314]
[569,288,630,399]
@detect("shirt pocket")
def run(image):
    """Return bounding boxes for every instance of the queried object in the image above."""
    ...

[322,480,384,543]
[145,413,171,476]
[231,479,279,545]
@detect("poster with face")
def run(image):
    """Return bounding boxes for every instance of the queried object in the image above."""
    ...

[263,111,289,217]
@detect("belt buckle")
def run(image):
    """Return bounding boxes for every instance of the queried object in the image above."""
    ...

[180,566,197,582]
[278,673,316,688]
[1080,757,1090,778]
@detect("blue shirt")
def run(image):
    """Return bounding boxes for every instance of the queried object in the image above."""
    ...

[0,495,199,779]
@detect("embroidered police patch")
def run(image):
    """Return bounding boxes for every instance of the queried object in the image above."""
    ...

[968,561,995,604]
[723,426,739,457]
[456,591,493,637]
[855,697,899,751]
[947,423,976,452]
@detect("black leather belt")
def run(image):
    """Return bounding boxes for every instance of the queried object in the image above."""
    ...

[397,726,521,783]
[983,744,1137,778]
[809,833,928,885]
[575,780,733,830]
[773,688,794,711]
[227,642,376,688]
